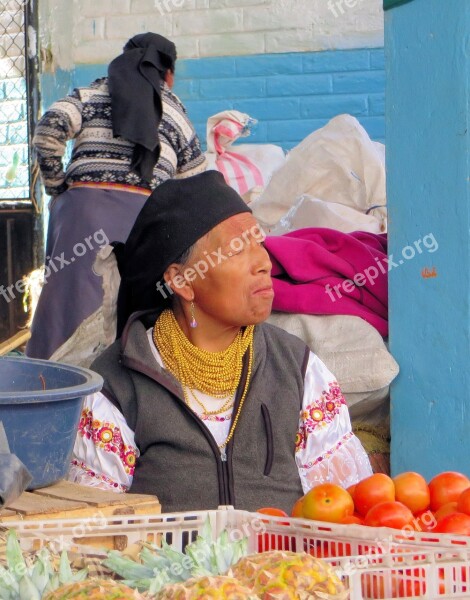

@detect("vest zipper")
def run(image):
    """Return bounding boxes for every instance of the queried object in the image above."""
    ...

[121,355,232,506]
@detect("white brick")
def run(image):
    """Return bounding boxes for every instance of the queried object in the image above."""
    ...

[199,32,265,57]
[265,28,317,53]
[173,8,242,36]
[354,14,384,33]
[171,35,199,58]
[315,30,384,51]
[0,11,23,34]
[131,0,159,12]
[73,39,123,64]
[105,14,173,40]
[133,0,196,14]
[210,0,267,6]
[80,0,131,18]
[0,33,25,59]
[0,55,25,78]
[243,5,312,32]
[51,0,384,64]
[79,17,106,41]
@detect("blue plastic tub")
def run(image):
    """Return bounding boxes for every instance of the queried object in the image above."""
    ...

[0,356,103,490]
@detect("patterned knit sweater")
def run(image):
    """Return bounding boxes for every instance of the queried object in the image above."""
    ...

[33,78,206,196]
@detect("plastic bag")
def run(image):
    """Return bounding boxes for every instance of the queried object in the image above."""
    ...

[251,114,387,232]
[0,421,32,506]
[269,194,386,236]
[205,110,285,200]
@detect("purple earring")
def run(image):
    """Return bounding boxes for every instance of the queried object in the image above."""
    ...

[189,301,198,328]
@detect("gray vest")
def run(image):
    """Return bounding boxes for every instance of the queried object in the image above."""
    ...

[92,314,309,514]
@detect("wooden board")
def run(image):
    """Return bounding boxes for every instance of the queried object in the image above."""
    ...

[32,479,154,507]
[0,329,31,355]
[0,480,161,550]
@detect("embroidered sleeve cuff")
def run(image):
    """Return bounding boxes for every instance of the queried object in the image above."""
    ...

[68,459,129,493]
[297,433,373,494]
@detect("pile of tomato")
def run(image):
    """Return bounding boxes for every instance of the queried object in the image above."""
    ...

[262,470,470,534]
[256,471,470,598]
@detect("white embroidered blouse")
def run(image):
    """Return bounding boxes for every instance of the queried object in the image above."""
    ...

[69,329,372,494]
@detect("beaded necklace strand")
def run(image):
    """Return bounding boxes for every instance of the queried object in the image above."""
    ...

[153,309,254,457]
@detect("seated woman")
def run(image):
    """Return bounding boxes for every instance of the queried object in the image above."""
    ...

[70,170,372,513]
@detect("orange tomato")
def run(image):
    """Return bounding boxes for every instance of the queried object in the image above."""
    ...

[256,507,289,518]
[353,473,395,517]
[393,472,430,515]
[302,483,354,523]
[256,507,291,553]
[433,512,470,536]
[291,497,304,518]
[457,487,470,516]
[434,502,459,522]
[364,501,414,529]
[428,471,470,511]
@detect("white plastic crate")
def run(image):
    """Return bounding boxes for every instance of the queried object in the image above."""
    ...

[4,506,470,599]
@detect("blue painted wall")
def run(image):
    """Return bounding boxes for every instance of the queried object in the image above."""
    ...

[386,0,470,478]
[45,48,385,151]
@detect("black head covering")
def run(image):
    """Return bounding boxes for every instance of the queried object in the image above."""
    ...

[115,171,252,336]
[108,33,177,183]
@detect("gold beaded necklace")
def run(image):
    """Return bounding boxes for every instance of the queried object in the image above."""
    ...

[153,309,254,452]
[188,387,235,416]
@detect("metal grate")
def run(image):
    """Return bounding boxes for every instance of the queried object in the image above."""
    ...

[0,0,30,199]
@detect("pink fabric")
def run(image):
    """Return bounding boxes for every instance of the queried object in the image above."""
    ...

[265,228,388,336]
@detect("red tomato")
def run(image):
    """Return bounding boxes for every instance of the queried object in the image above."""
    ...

[397,568,427,597]
[361,573,398,599]
[256,507,291,552]
[353,474,396,517]
[434,502,459,522]
[413,509,437,532]
[433,512,470,536]
[428,471,470,511]
[439,566,468,594]
[457,487,470,516]
[393,472,430,515]
[291,497,304,518]
[339,514,365,525]
[362,569,427,599]
[302,483,354,523]
[364,501,414,529]
[347,483,357,497]
[306,539,352,558]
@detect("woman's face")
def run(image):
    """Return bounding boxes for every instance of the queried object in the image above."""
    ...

[186,213,273,328]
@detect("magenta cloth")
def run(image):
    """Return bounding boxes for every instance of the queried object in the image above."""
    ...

[264,228,388,336]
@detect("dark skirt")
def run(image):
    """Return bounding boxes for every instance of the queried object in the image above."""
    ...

[26,186,149,359]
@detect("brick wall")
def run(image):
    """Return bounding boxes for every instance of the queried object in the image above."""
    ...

[39,0,384,152]
[0,3,29,199]
[40,0,383,68]
[72,47,385,151]
[177,48,385,148]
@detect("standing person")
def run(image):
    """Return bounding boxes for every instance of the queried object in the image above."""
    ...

[27,32,206,360]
